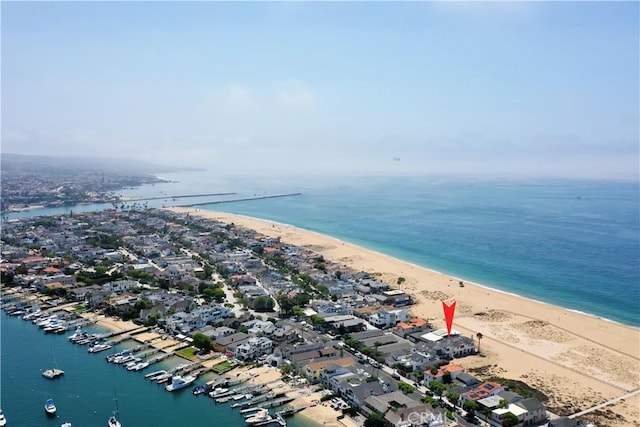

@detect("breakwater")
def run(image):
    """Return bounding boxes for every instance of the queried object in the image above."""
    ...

[173,193,303,208]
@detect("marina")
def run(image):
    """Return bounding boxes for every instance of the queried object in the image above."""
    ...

[0,310,311,427]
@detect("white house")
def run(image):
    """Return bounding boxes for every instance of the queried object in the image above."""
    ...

[232,336,273,360]
[368,309,409,329]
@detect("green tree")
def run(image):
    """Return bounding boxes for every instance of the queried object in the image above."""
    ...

[463,400,479,421]
[498,399,509,409]
[192,333,212,351]
[398,382,416,395]
[445,391,460,405]
[252,296,275,312]
[442,371,452,384]
[364,413,385,427]
[428,380,446,397]
[476,332,483,353]
[421,395,438,406]
[501,412,519,427]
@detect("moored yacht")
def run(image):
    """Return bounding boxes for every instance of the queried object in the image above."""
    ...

[165,374,196,392]
[88,343,112,353]
[245,408,271,425]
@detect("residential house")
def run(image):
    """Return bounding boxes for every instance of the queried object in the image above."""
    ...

[303,357,354,384]
[392,317,430,338]
[229,336,273,360]
[368,308,409,329]
[213,332,249,353]
[423,363,465,384]
[460,382,505,404]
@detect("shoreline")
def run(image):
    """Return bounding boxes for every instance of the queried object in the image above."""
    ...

[167,207,640,424]
[182,209,638,330]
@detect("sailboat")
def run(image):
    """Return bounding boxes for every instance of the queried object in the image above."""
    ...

[42,345,65,379]
[108,390,122,427]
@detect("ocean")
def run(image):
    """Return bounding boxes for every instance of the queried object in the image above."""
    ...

[0,312,313,427]
[4,172,639,326]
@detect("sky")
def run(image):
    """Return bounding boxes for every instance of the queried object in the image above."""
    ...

[1,1,639,179]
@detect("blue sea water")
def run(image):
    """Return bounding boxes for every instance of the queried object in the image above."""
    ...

[3,172,639,327]
[0,313,314,427]
[193,174,639,327]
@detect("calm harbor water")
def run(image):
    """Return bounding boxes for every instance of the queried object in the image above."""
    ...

[0,312,313,427]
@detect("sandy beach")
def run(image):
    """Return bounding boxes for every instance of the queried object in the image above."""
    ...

[167,207,640,426]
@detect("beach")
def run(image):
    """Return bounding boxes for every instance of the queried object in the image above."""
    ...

[168,207,640,426]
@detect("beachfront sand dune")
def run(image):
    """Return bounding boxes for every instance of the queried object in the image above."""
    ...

[167,208,640,426]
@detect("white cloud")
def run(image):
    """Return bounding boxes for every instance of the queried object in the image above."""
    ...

[274,81,316,111]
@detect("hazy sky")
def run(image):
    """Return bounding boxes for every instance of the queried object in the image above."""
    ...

[2,1,638,179]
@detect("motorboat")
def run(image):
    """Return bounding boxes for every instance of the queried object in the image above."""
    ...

[165,374,196,392]
[0,408,6,426]
[108,390,122,427]
[245,409,272,425]
[44,399,57,416]
[88,343,112,353]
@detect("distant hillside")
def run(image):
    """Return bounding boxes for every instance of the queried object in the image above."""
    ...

[0,153,203,175]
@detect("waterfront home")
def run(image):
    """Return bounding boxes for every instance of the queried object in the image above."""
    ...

[229,336,273,361]
[416,329,476,359]
[488,398,547,427]
[460,381,505,403]
[35,274,76,291]
[212,332,249,353]
[303,357,354,384]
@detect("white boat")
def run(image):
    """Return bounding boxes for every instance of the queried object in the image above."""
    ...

[131,361,149,371]
[61,423,72,427]
[88,343,113,353]
[68,325,83,340]
[42,368,65,379]
[108,390,122,427]
[144,369,167,380]
[245,409,271,425]
[165,374,196,392]
[43,346,65,379]
[0,408,6,426]
[44,398,57,416]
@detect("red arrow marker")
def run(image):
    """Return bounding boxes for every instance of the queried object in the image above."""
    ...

[442,301,457,337]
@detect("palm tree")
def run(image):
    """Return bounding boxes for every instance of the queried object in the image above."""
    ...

[476,332,483,354]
